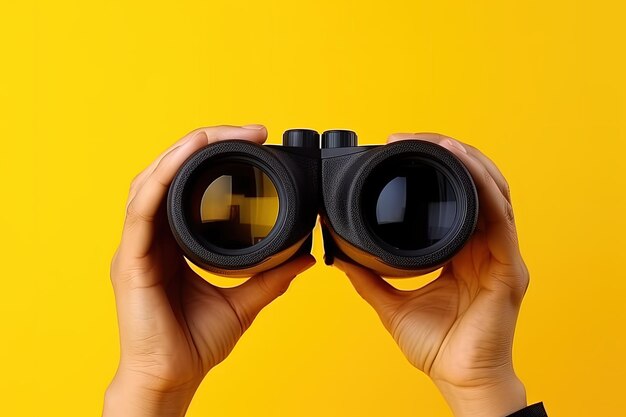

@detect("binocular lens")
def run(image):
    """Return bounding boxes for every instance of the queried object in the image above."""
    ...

[185,161,280,251]
[362,157,459,251]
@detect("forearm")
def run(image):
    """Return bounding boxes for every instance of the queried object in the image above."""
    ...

[435,375,527,417]
[103,376,197,417]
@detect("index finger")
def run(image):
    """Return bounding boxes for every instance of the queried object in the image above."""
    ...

[388,132,511,203]
[128,124,268,207]
[388,132,522,266]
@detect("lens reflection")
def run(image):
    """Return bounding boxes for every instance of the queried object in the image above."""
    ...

[362,157,458,251]
[187,162,279,250]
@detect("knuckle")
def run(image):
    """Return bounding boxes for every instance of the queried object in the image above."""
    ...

[519,262,530,294]
[222,294,252,332]
[466,143,479,153]
[111,265,155,290]
[109,258,119,285]
[125,200,153,224]
[125,202,137,221]
[130,174,141,188]
[255,273,275,298]
[197,125,227,137]
[109,259,129,286]
[129,173,143,194]
[482,167,492,185]
[503,200,516,224]
[502,181,512,202]
[109,250,121,282]
[491,262,530,301]
[274,282,289,298]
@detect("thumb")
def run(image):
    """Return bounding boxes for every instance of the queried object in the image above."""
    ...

[224,255,316,326]
[334,259,399,319]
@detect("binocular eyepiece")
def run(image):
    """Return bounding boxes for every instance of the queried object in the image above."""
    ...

[167,129,478,277]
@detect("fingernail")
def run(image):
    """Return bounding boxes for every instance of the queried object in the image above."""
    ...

[443,139,467,154]
[242,124,265,130]
[178,131,207,150]
[192,130,208,142]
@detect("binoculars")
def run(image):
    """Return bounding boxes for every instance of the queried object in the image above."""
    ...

[167,129,478,277]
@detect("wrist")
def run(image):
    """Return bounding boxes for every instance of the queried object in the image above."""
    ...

[103,373,199,417]
[434,374,527,417]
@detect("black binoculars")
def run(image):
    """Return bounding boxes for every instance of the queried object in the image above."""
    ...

[167,129,478,277]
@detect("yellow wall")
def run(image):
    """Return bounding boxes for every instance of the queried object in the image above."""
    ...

[1,1,625,415]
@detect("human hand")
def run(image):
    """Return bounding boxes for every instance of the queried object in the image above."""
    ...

[334,133,529,417]
[104,125,316,417]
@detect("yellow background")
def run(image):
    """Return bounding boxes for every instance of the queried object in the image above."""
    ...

[1,1,625,416]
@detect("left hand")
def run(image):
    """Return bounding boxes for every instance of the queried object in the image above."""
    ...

[105,125,315,417]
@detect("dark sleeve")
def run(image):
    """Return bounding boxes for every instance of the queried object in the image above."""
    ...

[505,402,547,417]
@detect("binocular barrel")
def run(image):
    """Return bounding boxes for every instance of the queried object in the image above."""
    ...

[167,129,478,277]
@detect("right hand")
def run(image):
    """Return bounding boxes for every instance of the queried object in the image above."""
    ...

[334,133,530,417]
